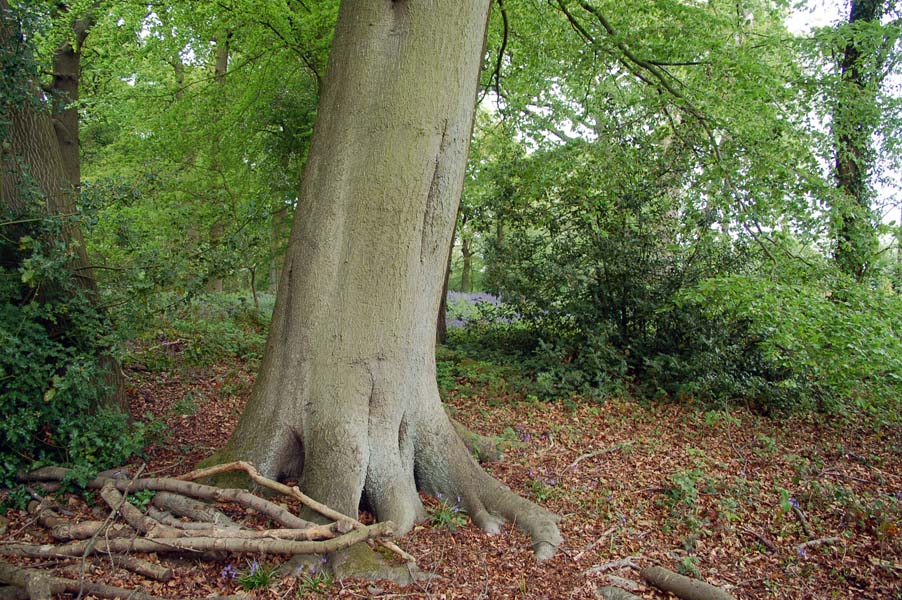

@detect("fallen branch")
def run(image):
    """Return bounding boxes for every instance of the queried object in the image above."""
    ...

[597,586,642,600]
[585,556,640,575]
[27,502,133,542]
[0,520,394,558]
[76,465,145,600]
[177,461,415,563]
[0,560,169,600]
[796,536,842,553]
[109,556,173,582]
[791,505,814,539]
[48,521,134,541]
[21,467,312,530]
[145,507,219,530]
[567,442,630,472]
[738,526,778,553]
[640,566,735,600]
[606,574,641,591]
[100,483,178,538]
[151,492,237,528]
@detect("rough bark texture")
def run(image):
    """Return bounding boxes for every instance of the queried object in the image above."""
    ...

[0,0,127,411]
[832,0,885,280]
[50,7,91,190]
[216,0,561,560]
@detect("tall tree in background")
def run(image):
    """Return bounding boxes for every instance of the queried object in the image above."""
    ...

[218,1,561,559]
[832,0,894,279]
[0,0,126,411]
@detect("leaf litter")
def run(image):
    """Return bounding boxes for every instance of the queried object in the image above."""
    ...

[1,358,899,599]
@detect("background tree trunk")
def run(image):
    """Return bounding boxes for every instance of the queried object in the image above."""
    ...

[0,0,127,412]
[832,0,885,280]
[50,6,92,189]
[460,233,473,293]
[217,0,560,559]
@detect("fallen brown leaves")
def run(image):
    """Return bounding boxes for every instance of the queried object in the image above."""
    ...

[1,359,899,599]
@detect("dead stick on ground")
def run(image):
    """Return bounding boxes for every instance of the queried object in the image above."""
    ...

[573,526,615,561]
[99,485,179,538]
[641,566,735,600]
[0,560,169,600]
[77,466,144,600]
[110,556,173,583]
[584,557,640,575]
[566,443,630,473]
[177,461,416,563]
[738,526,778,553]
[597,586,642,600]
[0,521,394,558]
[796,537,842,553]
[791,505,814,539]
[21,467,311,530]
[151,492,237,528]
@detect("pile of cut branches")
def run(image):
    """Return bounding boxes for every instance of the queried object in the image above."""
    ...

[0,461,404,600]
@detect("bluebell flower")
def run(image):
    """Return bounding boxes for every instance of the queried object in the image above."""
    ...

[789,498,801,509]
[220,564,238,580]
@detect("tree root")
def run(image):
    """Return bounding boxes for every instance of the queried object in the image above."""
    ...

[449,417,503,463]
[640,566,735,600]
[597,586,642,600]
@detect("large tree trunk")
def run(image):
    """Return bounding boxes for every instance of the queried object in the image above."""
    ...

[218,0,560,559]
[832,0,885,280]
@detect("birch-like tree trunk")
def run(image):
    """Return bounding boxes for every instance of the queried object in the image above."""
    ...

[217,0,560,559]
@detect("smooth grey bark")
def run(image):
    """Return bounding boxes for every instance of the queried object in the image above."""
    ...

[216,0,560,560]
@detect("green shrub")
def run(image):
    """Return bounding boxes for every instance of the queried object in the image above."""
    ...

[1,204,150,488]
[122,292,269,371]
[677,274,902,419]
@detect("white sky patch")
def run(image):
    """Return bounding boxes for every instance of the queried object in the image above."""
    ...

[786,1,844,34]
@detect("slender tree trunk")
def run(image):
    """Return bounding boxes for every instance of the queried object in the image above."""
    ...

[217,0,560,560]
[832,0,885,280]
[460,233,473,293]
[207,31,231,293]
[436,238,453,346]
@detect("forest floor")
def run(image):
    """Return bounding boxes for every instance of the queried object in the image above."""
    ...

[2,357,901,599]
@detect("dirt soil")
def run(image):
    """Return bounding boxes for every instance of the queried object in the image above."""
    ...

[2,360,900,599]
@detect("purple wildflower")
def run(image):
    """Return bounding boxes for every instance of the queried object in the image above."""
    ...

[789,498,801,509]
[220,564,239,580]
[249,560,260,575]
